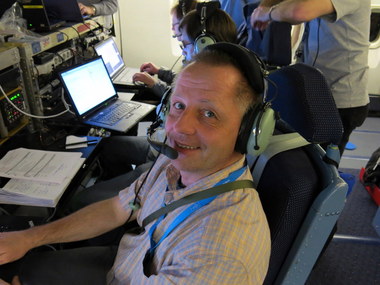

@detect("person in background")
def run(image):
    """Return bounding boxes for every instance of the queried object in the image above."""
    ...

[78,0,118,16]
[132,0,198,97]
[219,0,259,29]
[0,43,270,285]
[250,0,370,156]
[133,1,237,97]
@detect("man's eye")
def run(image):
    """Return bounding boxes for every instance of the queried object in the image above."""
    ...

[204,110,216,118]
[173,102,184,110]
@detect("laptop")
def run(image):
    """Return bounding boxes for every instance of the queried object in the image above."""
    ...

[21,0,66,32]
[44,0,89,24]
[94,37,140,86]
[58,57,155,133]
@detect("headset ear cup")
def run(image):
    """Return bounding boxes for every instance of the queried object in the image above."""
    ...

[235,106,258,154]
[246,106,276,156]
[157,87,172,124]
[194,34,216,54]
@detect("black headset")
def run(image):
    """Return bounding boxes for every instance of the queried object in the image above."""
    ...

[193,1,220,54]
[179,0,186,17]
[150,43,276,157]
[202,43,276,156]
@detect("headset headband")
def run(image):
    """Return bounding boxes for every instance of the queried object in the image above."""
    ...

[204,43,266,95]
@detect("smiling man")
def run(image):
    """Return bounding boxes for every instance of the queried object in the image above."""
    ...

[165,57,247,186]
[0,43,270,285]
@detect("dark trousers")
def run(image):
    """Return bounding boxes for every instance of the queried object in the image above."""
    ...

[337,104,369,156]
[0,246,117,285]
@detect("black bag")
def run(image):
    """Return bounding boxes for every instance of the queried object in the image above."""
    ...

[362,147,380,188]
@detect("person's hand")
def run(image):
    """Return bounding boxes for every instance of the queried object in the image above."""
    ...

[78,3,96,16]
[0,231,31,265]
[132,72,157,88]
[140,62,159,75]
[0,278,10,285]
[250,6,271,31]
[0,276,21,285]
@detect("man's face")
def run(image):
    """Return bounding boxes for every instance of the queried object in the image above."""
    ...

[179,29,194,62]
[165,62,245,185]
[171,12,182,40]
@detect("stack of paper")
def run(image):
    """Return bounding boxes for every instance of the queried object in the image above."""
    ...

[0,148,85,207]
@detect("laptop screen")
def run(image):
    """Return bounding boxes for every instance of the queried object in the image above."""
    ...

[45,0,85,23]
[94,38,125,78]
[60,57,117,116]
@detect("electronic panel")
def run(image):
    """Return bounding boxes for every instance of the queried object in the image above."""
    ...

[0,46,29,143]
[2,16,110,132]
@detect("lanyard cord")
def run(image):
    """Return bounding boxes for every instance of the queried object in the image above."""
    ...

[146,167,250,255]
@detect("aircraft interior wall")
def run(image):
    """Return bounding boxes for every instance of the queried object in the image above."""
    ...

[115,0,182,72]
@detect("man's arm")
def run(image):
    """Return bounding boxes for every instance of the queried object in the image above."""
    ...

[79,0,118,16]
[92,0,118,16]
[0,196,129,265]
[251,0,335,29]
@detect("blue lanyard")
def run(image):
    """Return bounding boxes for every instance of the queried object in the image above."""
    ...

[147,166,246,256]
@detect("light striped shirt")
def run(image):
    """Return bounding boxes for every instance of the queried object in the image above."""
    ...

[107,155,271,284]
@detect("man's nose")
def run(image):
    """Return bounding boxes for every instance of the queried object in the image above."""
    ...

[173,110,196,135]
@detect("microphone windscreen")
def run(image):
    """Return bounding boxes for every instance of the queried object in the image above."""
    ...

[147,137,178,160]
[161,144,179,160]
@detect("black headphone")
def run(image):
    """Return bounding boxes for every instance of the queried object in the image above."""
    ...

[149,43,276,157]
[179,0,186,17]
[193,1,220,54]
[204,43,276,156]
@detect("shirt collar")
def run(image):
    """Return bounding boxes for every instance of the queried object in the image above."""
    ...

[165,156,248,193]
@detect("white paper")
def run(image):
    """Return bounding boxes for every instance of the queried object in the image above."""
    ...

[0,148,83,184]
[0,157,85,207]
[65,135,88,149]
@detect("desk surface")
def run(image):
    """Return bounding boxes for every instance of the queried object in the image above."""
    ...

[0,130,102,216]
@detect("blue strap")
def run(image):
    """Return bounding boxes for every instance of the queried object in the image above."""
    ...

[147,167,246,254]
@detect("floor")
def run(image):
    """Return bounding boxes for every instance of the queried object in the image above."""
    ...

[307,114,380,285]
[339,116,380,170]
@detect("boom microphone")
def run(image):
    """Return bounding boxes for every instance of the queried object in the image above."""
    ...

[147,137,179,160]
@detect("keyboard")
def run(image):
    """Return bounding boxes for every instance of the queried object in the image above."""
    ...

[91,102,140,125]
[118,68,135,82]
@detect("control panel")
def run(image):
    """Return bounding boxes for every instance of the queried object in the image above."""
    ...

[0,46,29,143]
[2,16,111,132]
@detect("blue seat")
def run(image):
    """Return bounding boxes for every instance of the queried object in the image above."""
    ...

[237,2,292,67]
[250,63,348,284]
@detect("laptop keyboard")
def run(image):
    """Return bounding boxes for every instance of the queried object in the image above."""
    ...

[118,69,135,82]
[91,102,140,125]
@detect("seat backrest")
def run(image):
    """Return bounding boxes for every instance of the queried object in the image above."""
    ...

[237,2,292,67]
[253,63,347,285]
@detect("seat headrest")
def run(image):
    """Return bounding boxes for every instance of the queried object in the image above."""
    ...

[267,63,343,145]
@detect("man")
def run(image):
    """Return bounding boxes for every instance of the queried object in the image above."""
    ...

[0,43,270,284]
[133,1,237,96]
[251,0,370,156]
[78,0,118,16]
[219,0,259,29]
[69,1,238,216]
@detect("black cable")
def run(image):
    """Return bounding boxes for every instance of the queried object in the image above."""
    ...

[83,22,99,39]
[265,76,278,104]
[70,26,81,38]
[170,55,183,71]
[312,18,321,67]
[124,153,162,224]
